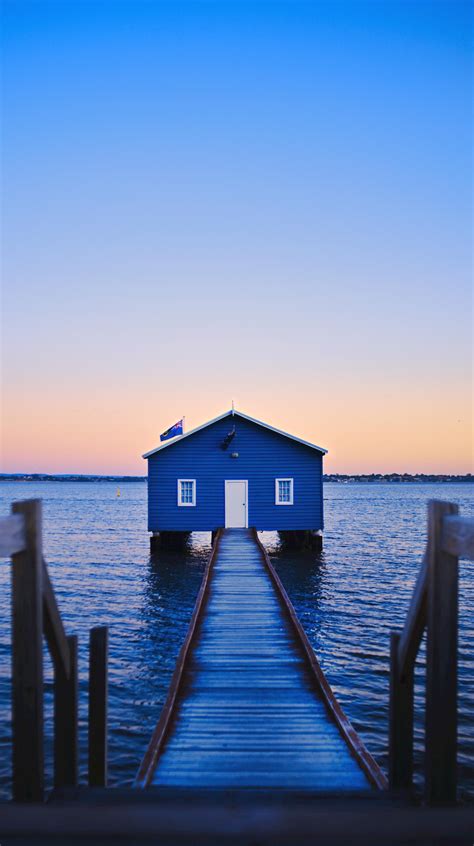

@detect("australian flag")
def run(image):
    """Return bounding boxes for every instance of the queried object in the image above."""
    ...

[160,419,184,442]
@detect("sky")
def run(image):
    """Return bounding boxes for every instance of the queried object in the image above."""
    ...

[1,0,472,474]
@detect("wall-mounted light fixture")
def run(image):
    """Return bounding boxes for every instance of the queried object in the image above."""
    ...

[231,452,239,459]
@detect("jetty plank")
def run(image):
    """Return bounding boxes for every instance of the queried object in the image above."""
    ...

[4,795,474,845]
[137,529,386,791]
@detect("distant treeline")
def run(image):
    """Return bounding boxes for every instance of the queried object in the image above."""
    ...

[0,474,146,482]
[0,473,472,484]
[324,474,473,484]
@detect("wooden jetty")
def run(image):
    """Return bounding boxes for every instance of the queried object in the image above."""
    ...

[1,498,474,845]
[1,499,108,802]
[136,528,386,791]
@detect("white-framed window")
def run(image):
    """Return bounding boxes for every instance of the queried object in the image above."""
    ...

[275,478,294,505]
[178,479,196,506]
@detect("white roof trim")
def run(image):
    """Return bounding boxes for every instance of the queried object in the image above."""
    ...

[143,409,327,459]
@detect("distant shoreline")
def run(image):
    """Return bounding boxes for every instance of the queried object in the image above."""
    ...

[0,473,472,484]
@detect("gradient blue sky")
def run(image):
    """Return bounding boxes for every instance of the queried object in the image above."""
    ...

[1,0,472,473]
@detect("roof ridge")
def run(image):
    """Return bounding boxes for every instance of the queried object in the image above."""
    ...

[142,409,327,459]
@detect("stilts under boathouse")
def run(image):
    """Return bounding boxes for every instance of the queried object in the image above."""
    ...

[144,409,327,551]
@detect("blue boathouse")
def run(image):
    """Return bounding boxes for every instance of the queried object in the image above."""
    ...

[144,409,327,549]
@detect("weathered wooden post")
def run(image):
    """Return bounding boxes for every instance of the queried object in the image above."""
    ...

[389,631,414,790]
[54,634,79,788]
[11,499,44,802]
[425,500,459,805]
[88,626,108,787]
[388,549,428,793]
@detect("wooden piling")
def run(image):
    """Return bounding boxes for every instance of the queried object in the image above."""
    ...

[389,631,414,790]
[278,530,323,551]
[4,498,112,802]
[150,531,190,552]
[425,500,459,805]
[54,635,79,788]
[88,626,108,787]
[11,500,44,803]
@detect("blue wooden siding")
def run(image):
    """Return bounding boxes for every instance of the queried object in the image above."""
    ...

[147,415,323,532]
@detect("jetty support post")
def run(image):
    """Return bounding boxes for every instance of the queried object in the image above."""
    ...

[89,626,109,787]
[11,499,44,803]
[389,631,414,791]
[425,501,458,805]
[389,500,464,804]
[54,634,79,788]
[150,532,161,553]
[308,530,323,552]
[150,531,190,552]
[278,530,323,551]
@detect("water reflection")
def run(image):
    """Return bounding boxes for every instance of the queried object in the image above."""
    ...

[260,531,327,641]
[263,488,474,802]
[0,482,472,801]
[118,535,210,782]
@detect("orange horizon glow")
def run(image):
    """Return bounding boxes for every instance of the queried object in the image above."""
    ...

[1,384,472,475]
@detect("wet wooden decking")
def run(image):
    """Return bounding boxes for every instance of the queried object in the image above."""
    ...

[136,529,386,792]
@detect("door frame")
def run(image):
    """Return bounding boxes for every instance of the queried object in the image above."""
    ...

[224,479,248,528]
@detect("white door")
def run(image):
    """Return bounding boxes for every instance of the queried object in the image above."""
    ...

[225,480,248,528]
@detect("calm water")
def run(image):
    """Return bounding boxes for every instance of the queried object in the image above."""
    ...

[0,481,472,801]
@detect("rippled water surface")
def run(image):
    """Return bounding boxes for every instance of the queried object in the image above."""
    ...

[0,481,472,800]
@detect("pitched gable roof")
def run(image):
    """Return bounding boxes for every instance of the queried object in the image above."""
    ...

[143,409,327,459]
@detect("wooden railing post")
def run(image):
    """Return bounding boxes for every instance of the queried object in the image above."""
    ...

[425,500,459,805]
[88,626,108,787]
[6,498,115,801]
[389,631,414,790]
[11,500,44,802]
[54,634,79,788]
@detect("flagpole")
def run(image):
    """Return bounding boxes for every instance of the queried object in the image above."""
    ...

[182,416,185,433]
